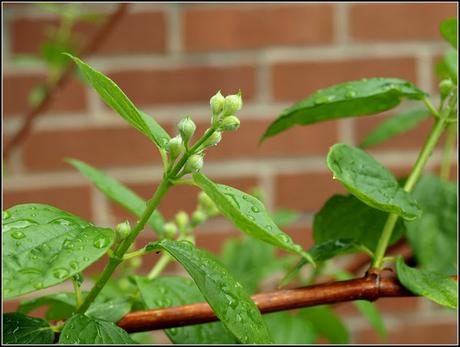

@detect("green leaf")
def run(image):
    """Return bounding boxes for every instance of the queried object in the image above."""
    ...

[335,271,387,339]
[18,293,76,321]
[2,204,114,299]
[327,144,421,220]
[135,276,237,344]
[86,296,133,323]
[67,158,165,235]
[314,194,404,251]
[271,208,301,227]
[193,173,314,265]
[59,314,135,344]
[440,18,457,49]
[396,257,457,309]
[261,78,426,141]
[299,305,349,344]
[264,311,317,344]
[436,51,458,84]
[65,54,170,149]
[150,239,273,344]
[405,175,457,275]
[3,312,54,344]
[360,109,430,148]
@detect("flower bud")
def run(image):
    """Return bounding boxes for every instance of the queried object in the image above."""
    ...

[184,154,204,173]
[115,221,131,241]
[167,135,185,161]
[439,79,454,99]
[175,211,189,231]
[191,210,207,225]
[198,191,218,215]
[222,92,243,117]
[202,131,222,148]
[220,115,240,131]
[164,222,178,239]
[210,90,225,115]
[129,256,142,269]
[178,116,196,145]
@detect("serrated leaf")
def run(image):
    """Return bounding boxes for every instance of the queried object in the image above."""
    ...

[2,204,114,299]
[440,18,457,49]
[360,109,430,148]
[3,312,54,344]
[59,314,135,344]
[327,144,421,220]
[150,239,273,344]
[65,54,170,149]
[193,173,314,265]
[264,311,317,344]
[261,78,426,141]
[135,276,237,344]
[314,194,404,251]
[299,305,349,344]
[67,158,165,235]
[405,175,457,275]
[396,257,457,309]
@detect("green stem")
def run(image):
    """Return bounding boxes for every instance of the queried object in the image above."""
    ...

[71,277,83,309]
[440,124,457,181]
[147,253,172,280]
[423,97,441,118]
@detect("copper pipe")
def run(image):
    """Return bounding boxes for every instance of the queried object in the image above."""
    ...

[4,3,129,161]
[117,275,412,333]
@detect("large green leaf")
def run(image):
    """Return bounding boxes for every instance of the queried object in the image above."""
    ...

[360,109,430,148]
[67,158,165,235]
[2,204,114,299]
[264,311,317,344]
[59,314,135,344]
[65,54,170,149]
[396,257,457,309]
[299,305,349,344]
[261,78,426,141]
[135,276,237,344]
[327,144,421,220]
[193,173,314,265]
[440,18,457,49]
[150,239,273,344]
[314,194,404,251]
[437,51,458,84]
[3,312,54,344]
[405,176,457,275]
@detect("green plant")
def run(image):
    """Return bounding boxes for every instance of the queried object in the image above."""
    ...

[2,17,457,345]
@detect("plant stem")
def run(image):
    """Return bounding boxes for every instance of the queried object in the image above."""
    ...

[147,253,172,280]
[440,123,457,181]
[71,277,83,308]
[372,102,451,269]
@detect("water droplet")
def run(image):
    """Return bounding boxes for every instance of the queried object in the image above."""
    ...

[2,211,11,220]
[41,243,51,252]
[70,261,79,270]
[33,282,43,289]
[158,286,166,294]
[246,214,256,221]
[169,328,178,335]
[31,255,38,260]
[314,95,335,105]
[93,236,109,249]
[20,268,42,275]
[52,267,69,279]
[345,90,356,98]
[292,244,303,253]
[63,239,75,250]
[224,193,240,208]
[265,225,273,231]
[277,234,291,243]
[83,257,90,262]
[250,206,260,213]
[242,195,250,200]
[4,220,37,232]
[11,230,26,239]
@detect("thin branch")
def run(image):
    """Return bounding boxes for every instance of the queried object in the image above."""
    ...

[117,273,456,333]
[4,3,129,161]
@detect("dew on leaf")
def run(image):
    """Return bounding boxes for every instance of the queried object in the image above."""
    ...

[93,236,109,249]
[70,261,79,270]
[250,206,260,213]
[11,230,26,239]
[2,211,11,220]
[83,257,90,261]
[33,282,44,289]
[20,267,42,275]
[345,90,357,98]
[53,267,69,279]
[246,214,256,221]
[63,239,75,250]
[314,95,334,105]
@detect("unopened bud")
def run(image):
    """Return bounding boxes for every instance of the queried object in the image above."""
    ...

[198,191,217,214]
[439,79,454,99]
[168,135,185,161]
[175,211,189,231]
[202,131,222,148]
[220,115,240,131]
[191,210,207,225]
[115,221,131,241]
[222,92,243,117]
[129,256,142,269]
[210,90,225,115]
[184,154,204,173]
[178,116,196,145]
[164,222,178,239]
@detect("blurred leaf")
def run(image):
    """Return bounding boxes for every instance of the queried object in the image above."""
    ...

[271,209,301,227]
[440,18,457,49]
[264,311,317,344]
[437,51,458,84]
[299,305,349,344]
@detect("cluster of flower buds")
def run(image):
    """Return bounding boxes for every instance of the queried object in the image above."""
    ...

[210,90,242,132]
[189,191,219,227]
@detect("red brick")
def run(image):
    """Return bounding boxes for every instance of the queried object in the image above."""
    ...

[356,321,458,344]
[3,75,86,116]
[110,176,259,221]
[3,186,93,220]
[350,3,457,42]
[272,57,417,101]
[10,12,166,55]
[183,4,333,52]
[195,229,241,255]
[275,171,346,213]
[22,125,173,172]
[108,65,256,107]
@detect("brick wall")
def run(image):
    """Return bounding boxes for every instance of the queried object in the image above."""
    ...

[2,3,458,344]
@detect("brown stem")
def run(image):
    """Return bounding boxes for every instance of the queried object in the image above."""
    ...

[4,3,129,161]
[116,274,428,333]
